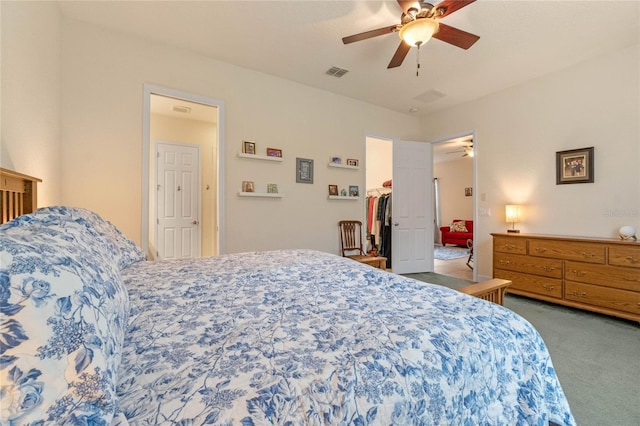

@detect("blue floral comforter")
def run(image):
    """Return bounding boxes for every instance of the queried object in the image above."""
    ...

[118,249,575,425]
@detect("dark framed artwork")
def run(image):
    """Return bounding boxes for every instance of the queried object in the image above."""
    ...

[556,147,594,184]
[296,158,314,184]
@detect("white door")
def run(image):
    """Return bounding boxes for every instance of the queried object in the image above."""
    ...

[391,140,434,274]
[156,142,201,259]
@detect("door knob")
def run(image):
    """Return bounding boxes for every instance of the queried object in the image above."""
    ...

[192,220,199,225]
[393,222,399,227]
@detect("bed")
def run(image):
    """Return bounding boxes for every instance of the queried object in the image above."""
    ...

[0,206,575,425]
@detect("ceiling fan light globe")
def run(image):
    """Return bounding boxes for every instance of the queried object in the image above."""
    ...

[399,18,439,47]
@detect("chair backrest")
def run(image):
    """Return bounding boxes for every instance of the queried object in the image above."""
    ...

[338,220,365,257]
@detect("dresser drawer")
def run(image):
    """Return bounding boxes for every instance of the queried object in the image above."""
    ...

[494,252,562,278]
[529,239,605,264]
[494,236,526,255]
[565,261,640,292]
[494,269,562,298]
[608,245,640,268]
[565,281,640,315]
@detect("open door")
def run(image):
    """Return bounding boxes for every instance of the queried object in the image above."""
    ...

[391,140,434,274]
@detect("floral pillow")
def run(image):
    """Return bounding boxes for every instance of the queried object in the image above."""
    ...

[0,214,129,424]
[450,220,469,233]
[25,206,146,270]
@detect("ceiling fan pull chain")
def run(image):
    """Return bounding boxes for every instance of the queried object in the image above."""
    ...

[416,42,421,77]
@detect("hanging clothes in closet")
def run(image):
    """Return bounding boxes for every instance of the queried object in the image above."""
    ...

[377,192,392,268]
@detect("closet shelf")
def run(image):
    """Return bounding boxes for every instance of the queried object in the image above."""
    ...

[327,163,359,170]
[238,192,283,198]
[238,152,284,162]
[328,195,360,201]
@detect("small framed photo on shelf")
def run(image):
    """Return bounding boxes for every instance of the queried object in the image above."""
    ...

[266,148,282,158]
[328,185,339,196]
[346,159,359,167]
[465,187,472,196]
[267,183,278,194]
[242,141,256,155]
[556,147,594,184]
[242,181,255,192]
[349,185,359,197]
[331,156,342,164]
[296,157,314,184]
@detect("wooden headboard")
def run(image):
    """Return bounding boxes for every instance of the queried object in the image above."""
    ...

[0,168,42,224]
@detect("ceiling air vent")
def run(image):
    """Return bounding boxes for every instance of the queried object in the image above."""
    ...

[326,66,349,78]
[173,105,192,114]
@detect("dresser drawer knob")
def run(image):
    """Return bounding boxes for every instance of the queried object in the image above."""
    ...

[626,256,639,264]
[535,247,547,253]
[499,260,511,265]
[542,284,555,291]
[542,266,555,271]
[571,270,586,277]
[581,252,595,258]
[571,291,587,297]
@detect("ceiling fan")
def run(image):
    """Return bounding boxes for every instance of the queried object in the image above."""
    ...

[342,0,480,70]
[447,143,474,157]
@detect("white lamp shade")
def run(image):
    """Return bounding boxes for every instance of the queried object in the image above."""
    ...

[619,225,636,239]
[505,205,521,223]
[399,18,439,47]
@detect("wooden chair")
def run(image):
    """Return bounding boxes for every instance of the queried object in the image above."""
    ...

[338,220,387,269]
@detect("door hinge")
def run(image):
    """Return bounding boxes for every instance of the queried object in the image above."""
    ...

[157,218,159,224]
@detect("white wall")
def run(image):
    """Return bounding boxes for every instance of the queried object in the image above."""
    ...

[1,1,62,206]
[421,44,640,279]
[54,17,420,255]
[434,156,473,232]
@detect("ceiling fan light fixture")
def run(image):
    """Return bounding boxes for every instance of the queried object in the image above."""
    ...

[399,18,439,47]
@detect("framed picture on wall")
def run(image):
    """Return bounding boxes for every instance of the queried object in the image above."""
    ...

[242,141,256,155]
[346,159,359,167]
[465,187,472,196]
[242,181,255,192]
[266,148,282,157]
[556,147,594,184]
[296,158,314,184]
[328,185,339,196]
[349,185,359,197]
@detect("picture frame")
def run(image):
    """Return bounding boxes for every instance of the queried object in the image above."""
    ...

[465,187,472,196]
[242,181,255,192]
[328,184,338,196]
[267,183,278,193]
[296,157,314,184]
[556,147,594,184]
[266,148,282,158]
[242,141,256,155]
[346,159,359,167]
[349,185,359,197]
[331,156,342,164]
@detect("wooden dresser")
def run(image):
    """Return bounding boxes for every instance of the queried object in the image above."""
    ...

[492,233,640,322]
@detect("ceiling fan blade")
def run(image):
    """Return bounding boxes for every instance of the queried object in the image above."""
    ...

[434,0,476,18]
[433,23,480,49]
[342,25,398,44]
[387,41,411,68]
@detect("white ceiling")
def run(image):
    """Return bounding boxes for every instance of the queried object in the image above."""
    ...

[57,1,639,118]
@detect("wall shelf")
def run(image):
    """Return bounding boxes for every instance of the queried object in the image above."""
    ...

[238,192,283,198]
[328,195,360,200]
[238,152,283,162]
[327,162,358,170]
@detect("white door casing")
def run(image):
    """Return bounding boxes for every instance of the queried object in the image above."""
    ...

[392,140,434,274]
[156,141,201,259]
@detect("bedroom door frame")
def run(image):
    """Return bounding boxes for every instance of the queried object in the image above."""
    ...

[142,84,226,258]
[428,129,478,282]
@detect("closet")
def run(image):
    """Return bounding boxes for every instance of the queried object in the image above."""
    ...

[366,188,392,268]
[366,136,393,268]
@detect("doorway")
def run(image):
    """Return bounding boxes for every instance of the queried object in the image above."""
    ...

[431,133,475,281]
[142,85,225,259]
